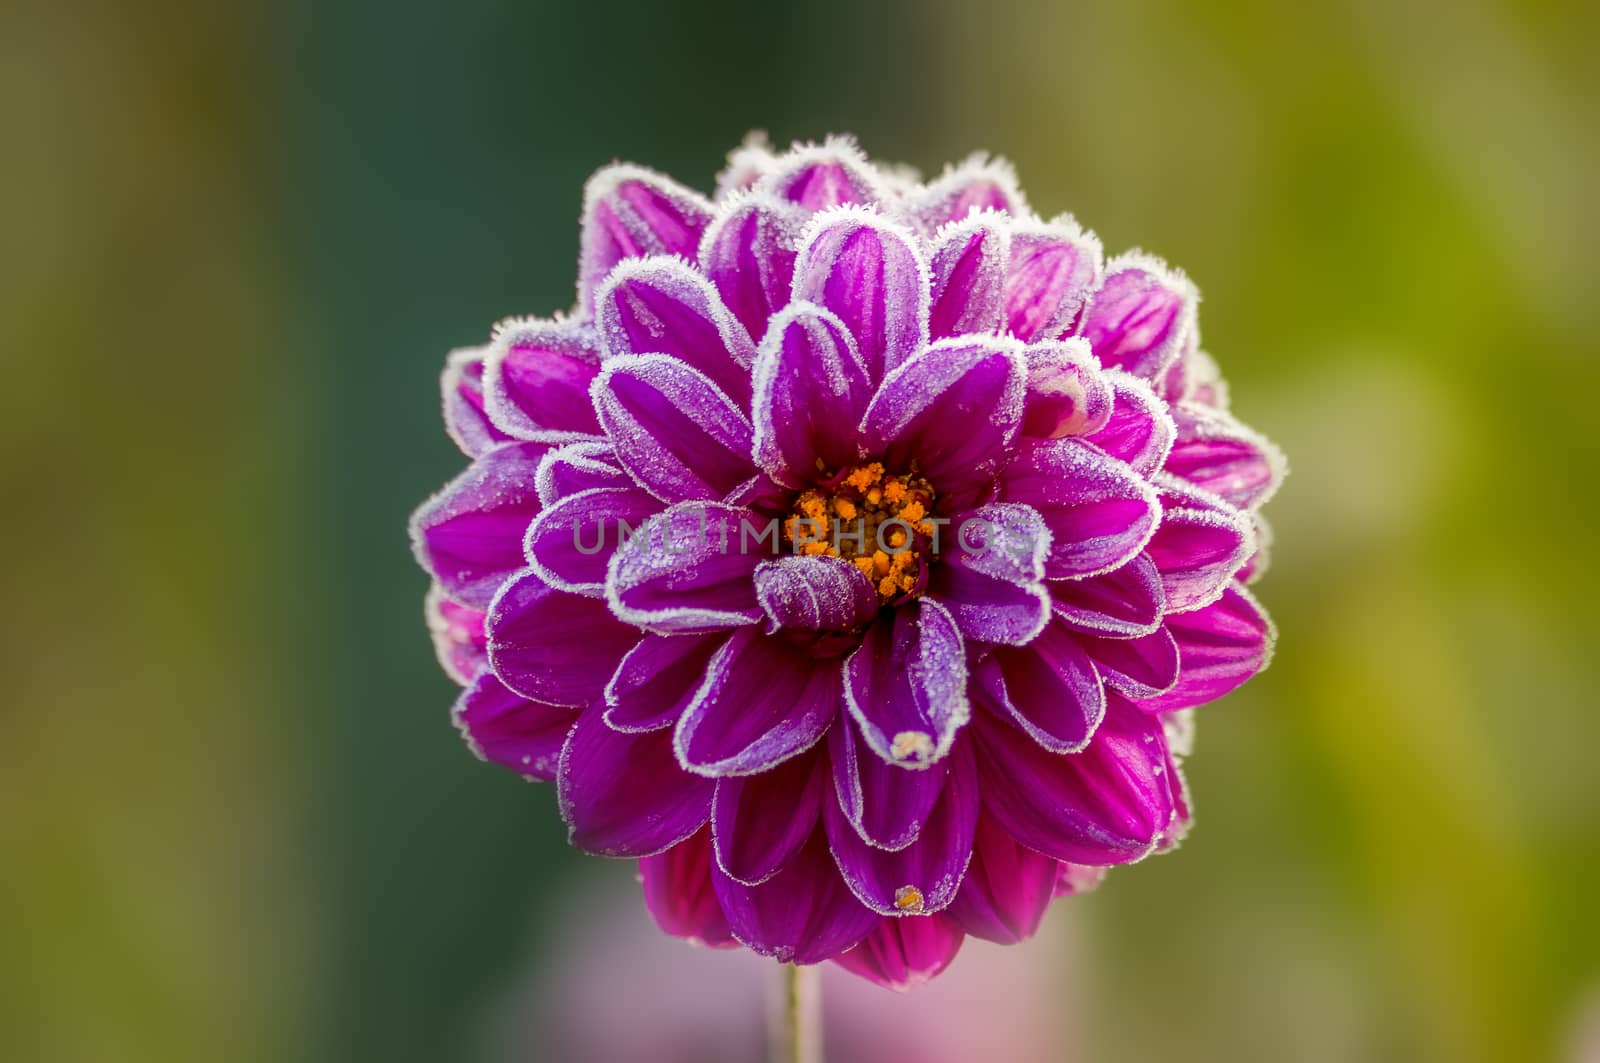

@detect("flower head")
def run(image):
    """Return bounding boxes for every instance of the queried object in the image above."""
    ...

[411,134,1284,987]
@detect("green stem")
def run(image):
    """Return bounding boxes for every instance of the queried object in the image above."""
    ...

[773,962,820,1063]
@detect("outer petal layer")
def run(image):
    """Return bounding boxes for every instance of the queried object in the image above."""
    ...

[453,671,576,781]
[523,486,659,596]
[928,212,1009,339]
[832,914,966,991]
[534,440,631,506]
[1136,583,1275,712]
[411,442,553,609]
[975,620,1106,753]
[712,747,826,885]
[1049,553,1165,638]
[998,437,1160,580]
[441,346,510,457]
[713,827,880,964]
[578,165,713,309]
[591,356,754,504]
[1085,371,1177,476]
[908,153,1027,229]
[974,694,1174,865]
[483,319,603,440]
[947,812,1060,944]
[639,827,737,948]
[699,192,803,341]
[603,631,726,733]
[426,585,487,685]
[754,137,887,212]
[486,569,638,707]
[1166,403,1286,511]
[1145,477,1254,613]
[1021,338,1112,439]
[1003,217,1101,342]
[558,702,713,857]
[1076,254,1195,381]
[594,257,755,407]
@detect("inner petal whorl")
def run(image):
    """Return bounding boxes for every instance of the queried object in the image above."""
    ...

[782,462,938,605]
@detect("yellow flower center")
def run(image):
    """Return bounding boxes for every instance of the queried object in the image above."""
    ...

[781,462,937,605]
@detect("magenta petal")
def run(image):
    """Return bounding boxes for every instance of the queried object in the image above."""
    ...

[826,737,979,915]
[639,827,737,948]
[754,138,886,211]
[593,257,755,408]
[973,694,1174,865]
[927,503,1050,646]
[908,154,1027,229]
[578,164,714,310]
[1238,511,1272,584]
[716,132,779,197]
[425,584,487,685]
[1136,583,1274,712]
[711,746,826,885]
[558,701,713,857]
[1080,626,1180,699]
[1049,553,1165,638]
[751,303,874,486]
[861,336,1027,498]
[712,826,879,964]
[998,437,1160,580]
[607,502,764,634]
[1003,216,1102,342]
[534,439,631,506]
[1158,738,1193,850]
[829,720,950,851]
[1076,254,1196,382]
[699,192,804,341]
[523,486,660,596]
[833,914,966,991]
[1055,863,1108,897]
[844,599,970,768]
[975,620,1105,753]
[754,554,878,633]
[928,212,1010,339]
[1084,370,1177,476]
[1021,338,1113,439]
[485,569,639,706]
[674,628,840,775]
[1184,348,1229,409]
[411,441,553,609]
[604,631,727,733]
[791,208,930,380]
[591,355,755,504]
[946,812,1059,944]
[1146,476,1255,613]
[482,319,604,440]
[453,670,576,782]
[441,346,511,457]
[1165,403,1286,511]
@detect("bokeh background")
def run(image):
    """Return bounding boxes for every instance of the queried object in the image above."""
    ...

[4,1,1597,1060]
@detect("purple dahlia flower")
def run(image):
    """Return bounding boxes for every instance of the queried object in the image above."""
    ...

[411,134,1284,989]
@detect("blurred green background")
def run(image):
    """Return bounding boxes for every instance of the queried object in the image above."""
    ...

[4,0,1596,1060]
